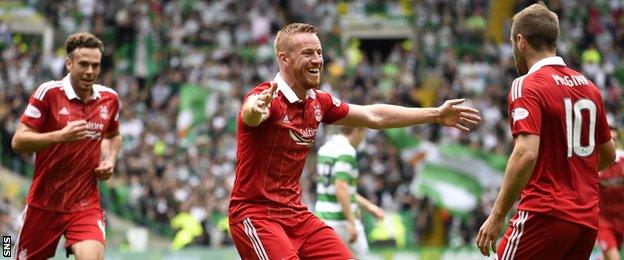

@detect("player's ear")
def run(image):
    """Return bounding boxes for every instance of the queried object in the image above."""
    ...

[277,52,288,67]
[65,55,72,70]
[516,34,526,50]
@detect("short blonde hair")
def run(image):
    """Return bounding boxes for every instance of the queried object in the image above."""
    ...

[274,23,317,54]
[511,1,559,51]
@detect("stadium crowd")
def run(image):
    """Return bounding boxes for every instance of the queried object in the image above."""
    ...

[0,0,622,249]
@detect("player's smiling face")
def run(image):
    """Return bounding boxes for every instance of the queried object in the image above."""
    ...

[284,33,323,89]
[66,47,101,98]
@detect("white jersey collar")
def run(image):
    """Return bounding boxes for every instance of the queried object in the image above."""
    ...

[274,73,315,103]
[62,73,100,100]
[527,56,566,75]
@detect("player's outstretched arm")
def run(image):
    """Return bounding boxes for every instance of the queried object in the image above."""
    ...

[241,81,278,127]
[597,139,616,171]
[355,194,384,221]
[95,130,122,181]
[11,121,88,154]
[476,134,539,257]
[334,99,481,131]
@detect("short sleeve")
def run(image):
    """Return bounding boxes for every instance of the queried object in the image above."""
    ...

[20,94,49,131]
[238,82,276,125]
[105,96,121,134]
[508,77,542,136]
[317,90,349,124]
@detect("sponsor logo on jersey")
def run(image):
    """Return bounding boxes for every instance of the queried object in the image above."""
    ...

[512,107,529,123]
[289,129,314,146]
[24,104,41,118]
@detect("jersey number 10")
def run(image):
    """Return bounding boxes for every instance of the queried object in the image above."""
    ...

[564,98,596,157]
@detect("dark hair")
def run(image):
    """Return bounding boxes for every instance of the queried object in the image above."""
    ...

[511,1,559,51]
[65,32,103,57]
[274,23,317,54]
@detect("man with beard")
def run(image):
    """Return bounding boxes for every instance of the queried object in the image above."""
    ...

[476,2,616,259]
[229,23,482,259]
[12,32,121,260]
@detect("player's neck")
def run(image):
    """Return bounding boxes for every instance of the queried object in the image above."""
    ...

[525,50,557,72]
[280,71,307,100]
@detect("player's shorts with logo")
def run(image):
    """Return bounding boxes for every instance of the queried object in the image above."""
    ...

[15,205,106,259]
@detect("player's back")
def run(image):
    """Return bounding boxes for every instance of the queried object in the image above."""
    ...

[509,58,611,229]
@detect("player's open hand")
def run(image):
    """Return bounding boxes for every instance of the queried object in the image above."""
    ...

[94,160,114,180]
[476,214,505,257]
[59,120,88,142]
[252,81,278,114]
[436,99,481,132]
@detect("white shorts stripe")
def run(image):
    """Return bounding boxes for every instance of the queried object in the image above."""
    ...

[501,211,529,260]
[243,218,268,260]
[508,211,529,260]
[501,210,521,260]
[243,219,264,260]
[14,205,28,258]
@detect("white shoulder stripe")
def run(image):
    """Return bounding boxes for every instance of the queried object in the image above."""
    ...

[94,84,118,96]
[34,81,62,100]
[511,76,526,102]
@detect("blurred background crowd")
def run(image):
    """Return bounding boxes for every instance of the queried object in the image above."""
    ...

[0,0,622,252]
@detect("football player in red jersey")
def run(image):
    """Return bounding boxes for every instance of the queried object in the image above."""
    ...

[476,2,616,259]
[597,126,624,260]
[229,23,481,259]
[12,32,121,260]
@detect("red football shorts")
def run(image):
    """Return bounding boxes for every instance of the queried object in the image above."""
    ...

[15,205,106,259]
[497,210,597,260]
[229,212,353,259]
[597,218,624,252]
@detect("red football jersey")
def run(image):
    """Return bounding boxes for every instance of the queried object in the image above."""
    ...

[599,149,624,232]
[508,56,611,230]
[229,76,349,225]
[20,74,120,212]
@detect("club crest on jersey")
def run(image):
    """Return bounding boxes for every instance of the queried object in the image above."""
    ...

[99,106,109,119]
[314,104,322,122]
[512,107,529,123]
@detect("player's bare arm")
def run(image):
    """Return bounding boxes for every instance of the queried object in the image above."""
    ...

[597,139,616,171]
[11,120,88,154]
[476,134,539,256]
[335,99,481,131]
[95,130,122,181]
[355,194,384,220]
[241,81,278,127]
[335,179,358,243]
